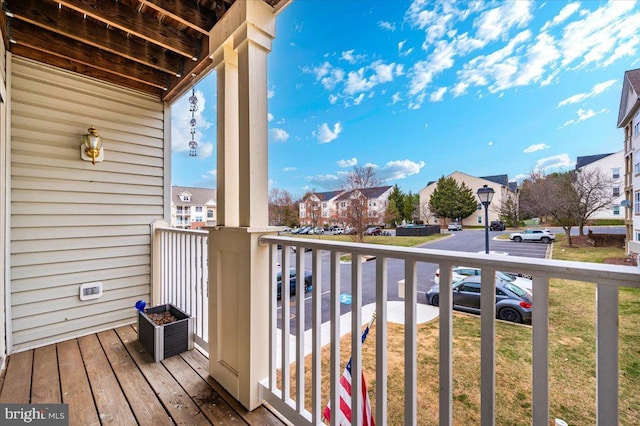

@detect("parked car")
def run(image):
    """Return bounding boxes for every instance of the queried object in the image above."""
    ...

[364,226,382,236]
[448,223,462,231]
[510,229,555,243]
[433,266,533,293]
[296,226,313,235]
[332,227,344,235]
[490,220,505,231]
[276,268,312,299]
[425,276,532,323]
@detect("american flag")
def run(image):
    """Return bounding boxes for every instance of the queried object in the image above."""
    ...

[323,315,376,426]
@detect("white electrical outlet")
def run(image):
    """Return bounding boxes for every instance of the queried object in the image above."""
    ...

[79,282,103,301]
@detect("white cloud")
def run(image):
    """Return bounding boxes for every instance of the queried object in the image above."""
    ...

[352,94,365,105]
[337,157,357,168]
[328,94,338,104]
[541,2,580,32]
[282,167,297,172]
[559,2,640,69]
[524,143,550,153]
[377,159,425,181]
[344,61,402,95]
[341,49,366,64]
[391,92,402,104]
[474,1,534,43]
[268,113,274,122]
[488,141,493,146]
[306,174,340,189]
[171,89,213,158]
[534,154,572,172]
[314,122,343,144]
[560,108,608,127]
[270,128,290,142]
[557,79,617,107]
[303,62,345,90]
[430,87,447,102]
[200,169,217,187]
[378,21,396,31]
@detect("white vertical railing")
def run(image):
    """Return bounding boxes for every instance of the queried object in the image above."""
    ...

[151,225,209,352]
[257,235,640,426]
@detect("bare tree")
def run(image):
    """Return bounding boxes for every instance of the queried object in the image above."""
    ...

[573,168,616,235]
[518,171,554,223]
[268,188,297,227]
[341,165,381,242]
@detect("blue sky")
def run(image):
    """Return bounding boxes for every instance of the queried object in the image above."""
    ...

[171,0,640,199]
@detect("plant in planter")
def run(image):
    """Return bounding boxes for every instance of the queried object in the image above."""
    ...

[135,301,194,362]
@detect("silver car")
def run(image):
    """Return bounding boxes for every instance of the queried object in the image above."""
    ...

[425,276,532,323]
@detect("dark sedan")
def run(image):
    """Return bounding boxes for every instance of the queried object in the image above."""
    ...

[425,276,532,323]
[277,268,312,299]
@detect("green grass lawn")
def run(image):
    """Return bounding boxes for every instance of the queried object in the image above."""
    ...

[289,232,447,247]
[281,231,640,425]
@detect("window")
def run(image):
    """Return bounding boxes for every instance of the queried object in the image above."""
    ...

[613,187,620,197]
[635,192,640,214]
[207,210,214,218]
[635,162,640,175]
[612,168,621,179]
[636,232,640,242]
[340,202,346,208]
[322,202,327,208]
[477,216,482,224]
[459,283,481,293]
[195,206,203,212]
[181,193,190,202]
[477,203,482,211]
[195,216,203,222]
[613,206,620,216]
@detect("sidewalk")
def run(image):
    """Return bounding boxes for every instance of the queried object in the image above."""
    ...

[275,301,439,366]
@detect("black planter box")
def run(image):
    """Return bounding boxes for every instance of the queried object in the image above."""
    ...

[137,304,194,362]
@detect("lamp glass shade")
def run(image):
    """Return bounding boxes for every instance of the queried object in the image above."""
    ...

[477,185,495,204]
[82,126,103,164]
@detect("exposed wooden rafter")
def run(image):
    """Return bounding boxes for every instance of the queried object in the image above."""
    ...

[0,0,283,103]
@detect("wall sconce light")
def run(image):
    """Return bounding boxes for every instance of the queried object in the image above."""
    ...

[81,125,104,164]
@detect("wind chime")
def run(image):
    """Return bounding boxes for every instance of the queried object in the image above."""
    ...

[188,88,198,157]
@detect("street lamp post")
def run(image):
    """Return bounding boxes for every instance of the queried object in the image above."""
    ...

[477,184,495,254]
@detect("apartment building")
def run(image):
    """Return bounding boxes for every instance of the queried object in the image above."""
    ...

[172,186,217,229]
[619,68,640,254]
[419,172,517,227]
[299,186,393,227]
[575,151,625,220]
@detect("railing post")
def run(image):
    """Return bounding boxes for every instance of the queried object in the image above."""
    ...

[150,219,169,306]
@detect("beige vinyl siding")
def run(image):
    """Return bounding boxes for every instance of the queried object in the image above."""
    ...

[0,34,7,360]
[10,57,166,351]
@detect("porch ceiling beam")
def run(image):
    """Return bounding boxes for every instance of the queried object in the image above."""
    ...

[55,0,200,60]
[138,0,218,35]
[5,0,184,76]
[12,45,162,96]
[162,36,211,103]
[10,19,168,90]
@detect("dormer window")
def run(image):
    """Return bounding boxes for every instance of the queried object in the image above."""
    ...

[180,193,191,202]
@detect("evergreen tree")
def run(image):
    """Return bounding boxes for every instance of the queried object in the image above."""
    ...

[403,191,420,223]
[428,176,478,223]
[385,184,404,226]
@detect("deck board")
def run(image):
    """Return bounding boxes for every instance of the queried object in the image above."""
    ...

[97,329,173,425]
[58,339,101,425]
[0,350,32,403]
[78,334,138,425]
[31,345,61,403]
[0,325,286,426]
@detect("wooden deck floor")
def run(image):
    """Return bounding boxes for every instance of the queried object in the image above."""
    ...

[0,325,287,426]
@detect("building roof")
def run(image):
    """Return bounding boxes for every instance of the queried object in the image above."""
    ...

[479,174,509,186]
[617,68,640,127]
[508,181,518,192]
[576,153,616,169]
[309,190,344,201]
[335,185,393,201]
[172,186,217,206]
